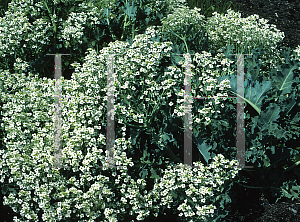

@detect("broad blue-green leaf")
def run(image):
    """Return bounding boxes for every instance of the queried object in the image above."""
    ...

[220,74,272,115]
[244,53,263,82]
[122,0,137,22]
[281,92,297,115]
[195,139,212,164]
[259,103,280,127]
[270,61,298,96]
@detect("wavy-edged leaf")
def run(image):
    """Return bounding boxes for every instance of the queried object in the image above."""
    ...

[220,74,272,115]
[281,92,297,115]
[258,103,281,127]
[270,60,299,96]
[244,52,263,82]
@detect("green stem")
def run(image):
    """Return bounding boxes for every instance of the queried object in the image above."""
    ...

[275,51,285,64]
[105,11,118,41]
[183,38,189,54]
[121,0,128,41]
[44,0,57,43]
[147,88,167,125]
[121,14,128,40]
[283,160,300,173]
[237,182,264,189]
[168,31,189,54]
[132,22,135,41]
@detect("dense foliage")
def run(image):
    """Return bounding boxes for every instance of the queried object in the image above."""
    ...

[0,0,299,221]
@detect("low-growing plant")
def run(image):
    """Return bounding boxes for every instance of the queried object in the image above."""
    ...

[1,0,300,221]
[0,37,241,221]
[204,9,285,56]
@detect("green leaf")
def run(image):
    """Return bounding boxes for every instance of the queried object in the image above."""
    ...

[130,128,142,146]
[170,190,177,199]
[259,103,280,127]
[271,64,296,95]
[281,91,297,115]
[103,7,111,17]
[69,6,75,13]
[244,52,263,82]
[150,168,160,182]
[122,0,137,22]
[221,74,272,115]
[194,138,212,164]
[139,169,148,178]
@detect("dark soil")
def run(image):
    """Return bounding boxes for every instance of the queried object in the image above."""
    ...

[223,181,300,222]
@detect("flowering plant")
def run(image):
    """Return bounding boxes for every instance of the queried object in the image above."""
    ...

[204,9,285,56]
[0,20,242,222]
[1,0,299,221]
[0,38,241,221]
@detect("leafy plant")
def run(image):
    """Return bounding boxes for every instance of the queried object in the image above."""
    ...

[218,45,300,203]
[0,1,243,221]
[1,0,300,221]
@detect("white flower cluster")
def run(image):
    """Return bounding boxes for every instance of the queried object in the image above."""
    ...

[0,4,51,60]
[153,0,189,14]
[143,154,240,221]
[171,50,234,126]
[60,2,102,48]
[159,5,205,45]
[205,9,285,56]
[0,23,241,221]
[293,45,300,70]
[0,72,147,222]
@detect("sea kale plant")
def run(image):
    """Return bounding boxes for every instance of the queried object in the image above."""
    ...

[0,0,189,80]
[204,9,285,56]
[0,26,241,222]
[0,0,300,221]
[0,1,243,221]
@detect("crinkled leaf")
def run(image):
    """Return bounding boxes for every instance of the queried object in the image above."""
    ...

[220,74,272,115]
[270,60,299,96]
[258,103,281,127]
